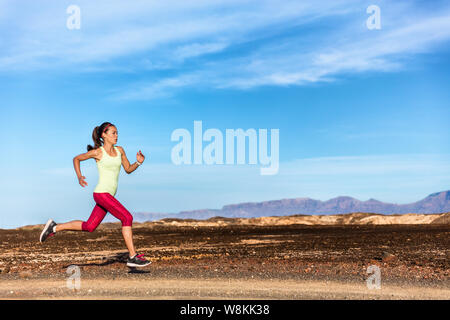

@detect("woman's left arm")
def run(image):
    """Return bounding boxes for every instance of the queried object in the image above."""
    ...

[117,146,145,174]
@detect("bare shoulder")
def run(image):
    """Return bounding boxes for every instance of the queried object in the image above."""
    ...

[116,145,126,154]
[75,147,102,162]
[92,147,103,162]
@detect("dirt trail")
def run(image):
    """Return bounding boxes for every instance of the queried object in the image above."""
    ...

[0,223,448,299]
[1,277,448,300]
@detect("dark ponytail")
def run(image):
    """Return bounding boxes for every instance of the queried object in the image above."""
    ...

[87,122,115,151]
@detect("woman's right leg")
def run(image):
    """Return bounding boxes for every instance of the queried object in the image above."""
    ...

[55,220,83,232]
[55,202,107,232]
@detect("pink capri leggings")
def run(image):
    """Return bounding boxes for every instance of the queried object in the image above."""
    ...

[81,192,133,232]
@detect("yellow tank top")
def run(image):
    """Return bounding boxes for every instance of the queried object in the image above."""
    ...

[93,146,122,197]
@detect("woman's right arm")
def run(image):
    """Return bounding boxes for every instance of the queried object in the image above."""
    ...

[73,149,99,187]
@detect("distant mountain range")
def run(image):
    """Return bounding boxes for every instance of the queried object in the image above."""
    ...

[129,190,450,222]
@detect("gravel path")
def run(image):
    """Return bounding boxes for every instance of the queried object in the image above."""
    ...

[0,223,448,299]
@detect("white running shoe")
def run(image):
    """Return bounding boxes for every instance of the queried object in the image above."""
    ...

[40,219,57,243]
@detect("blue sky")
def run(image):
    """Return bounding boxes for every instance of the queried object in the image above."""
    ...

[1,0,449,228]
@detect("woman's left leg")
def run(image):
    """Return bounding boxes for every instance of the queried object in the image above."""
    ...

[93,193,136,257]
[121,226,136,258]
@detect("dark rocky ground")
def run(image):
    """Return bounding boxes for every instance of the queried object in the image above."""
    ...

[0,223,448,299]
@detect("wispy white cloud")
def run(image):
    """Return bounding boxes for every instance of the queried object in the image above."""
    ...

[0,0,356,70]
[111,4,450,99]
[109,72,203,100]
[1,0,450,99]
[173,41,230,61]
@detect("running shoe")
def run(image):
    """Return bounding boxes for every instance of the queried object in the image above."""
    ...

[40,219,57,243]
[127,253,152,267]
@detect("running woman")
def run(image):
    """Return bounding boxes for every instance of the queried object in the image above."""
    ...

[39,122,151,267]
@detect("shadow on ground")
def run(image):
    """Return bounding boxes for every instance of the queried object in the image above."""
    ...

[60,252,151,273]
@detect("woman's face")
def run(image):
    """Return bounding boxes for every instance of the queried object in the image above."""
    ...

[102,126,118,144]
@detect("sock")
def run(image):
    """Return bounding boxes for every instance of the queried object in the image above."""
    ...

[52,226,57,233]
[129,254,137,259]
